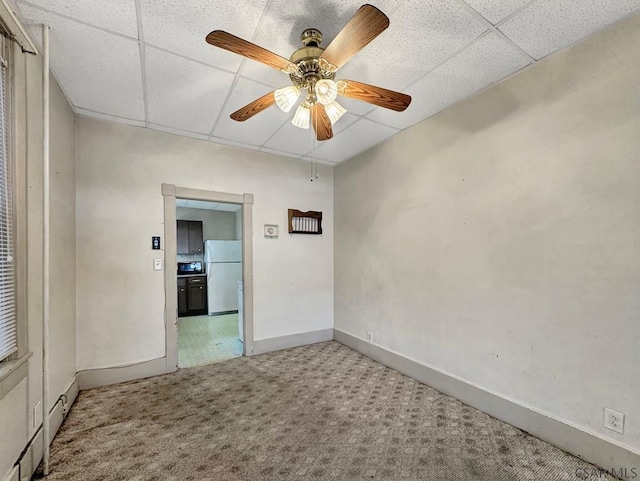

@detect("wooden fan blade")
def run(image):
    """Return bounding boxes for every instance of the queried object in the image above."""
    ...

[320,4,389,70]
[311,104,333,141]
[230,91,276,121]
[339,79,411,112]
[206,31,296,72]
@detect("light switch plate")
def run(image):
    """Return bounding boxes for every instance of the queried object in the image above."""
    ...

[153,258,163,271]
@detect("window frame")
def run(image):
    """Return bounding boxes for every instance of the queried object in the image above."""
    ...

[0,26,17,364]
[0,15,30,392]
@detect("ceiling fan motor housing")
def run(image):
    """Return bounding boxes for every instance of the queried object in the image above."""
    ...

[289,29,336,91]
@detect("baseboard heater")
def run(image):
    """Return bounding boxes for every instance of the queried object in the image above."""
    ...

[13,376,79,481]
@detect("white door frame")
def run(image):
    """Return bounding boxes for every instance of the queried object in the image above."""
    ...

[162,183,255,372]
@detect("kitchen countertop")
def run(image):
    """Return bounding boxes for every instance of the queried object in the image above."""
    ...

[177,273,206,278]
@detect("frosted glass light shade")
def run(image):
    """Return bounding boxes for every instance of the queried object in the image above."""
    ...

[291,103,310,129]
[315,79,338,105]
[324,101,346,125]
[274,85,300,112]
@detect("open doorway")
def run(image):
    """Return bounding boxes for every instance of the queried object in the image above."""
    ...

[175,198,244,367]
[162,184,254,373]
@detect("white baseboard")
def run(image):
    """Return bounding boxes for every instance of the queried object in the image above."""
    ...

[18,375,79,481]
[334,328,640,473]
[252,328,333,355]
[78,357,170,390]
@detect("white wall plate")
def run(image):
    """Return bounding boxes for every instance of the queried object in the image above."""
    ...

[264,224,278,239]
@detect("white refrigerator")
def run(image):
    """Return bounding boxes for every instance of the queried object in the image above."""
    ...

[204,240,242,315]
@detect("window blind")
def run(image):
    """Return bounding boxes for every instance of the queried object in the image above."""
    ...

[0,36,16,362]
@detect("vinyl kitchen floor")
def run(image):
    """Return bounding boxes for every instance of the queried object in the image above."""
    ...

[178,313,243,368]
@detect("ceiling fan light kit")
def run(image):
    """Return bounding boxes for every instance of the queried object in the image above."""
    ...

[206,4,412,141]
[292,103,311,129]
[324,100,347,124]
[314,79,338,105]
[274,85,301,113]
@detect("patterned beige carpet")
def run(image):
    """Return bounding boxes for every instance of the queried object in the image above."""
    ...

[38,342,616,481]
[178,314,242,367]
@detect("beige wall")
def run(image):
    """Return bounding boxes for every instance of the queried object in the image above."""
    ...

[334,14,640,453]
[49,69,77,409]
[0,33,77,481]
[75,118,333,370]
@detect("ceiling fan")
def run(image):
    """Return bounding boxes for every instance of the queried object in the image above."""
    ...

[205,4,412,141]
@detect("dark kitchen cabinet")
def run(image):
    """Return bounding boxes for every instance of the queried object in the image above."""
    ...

[177,278,187,315]
[188,284,206,311]
[177,275,207,317]
[176,220,203,254]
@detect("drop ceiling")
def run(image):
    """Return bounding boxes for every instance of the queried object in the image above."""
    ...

[15,0,640,165]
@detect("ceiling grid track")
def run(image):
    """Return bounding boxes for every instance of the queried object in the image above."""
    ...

[22,17,82,117]
[207,0,276,141]
[365,29,493,116]
[494,0,539,28]
[302,117,364,159]
[134,0,149,127]
[21,0,282,89]
[141,44,278,89]
[18,0,639,165]
[47,66,80,116]
[455,0,537,64]
[257,116,300,153]
[74,106,145,125]
[19,0,138,42]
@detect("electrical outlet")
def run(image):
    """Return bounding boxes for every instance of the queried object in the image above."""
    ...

[604,407,624,434]
[367,331,373,343]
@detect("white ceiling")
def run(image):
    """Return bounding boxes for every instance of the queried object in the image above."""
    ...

[15,0,640,165]
[176,199,241,211]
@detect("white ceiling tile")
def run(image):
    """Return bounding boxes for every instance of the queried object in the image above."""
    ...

[240,0,403,86]
[145,47,235,134]
[21,0,638,165]
[141,0,269,71]
[17,0,138,37]
[20,4,145,120]
[335,0,488,93]
[331,112,360,136]
[264,112,359,156]
[367,31,530,129]
[307,118,399,163]
[264,122,322,157]
[212,78,289,145]
[464,0,533,24]
[499,0,640,59]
